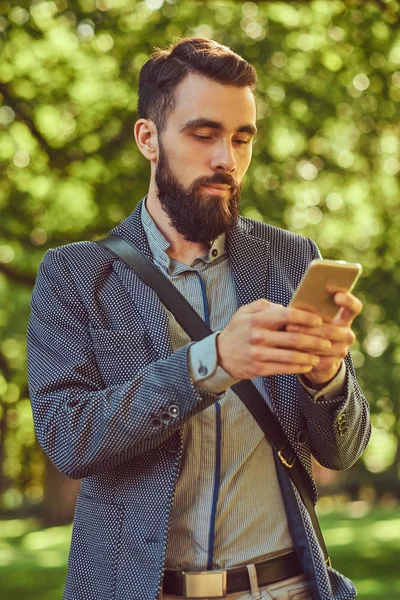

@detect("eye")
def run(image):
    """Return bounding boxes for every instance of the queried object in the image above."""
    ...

[193,134,212,141]
[234,138,251,146]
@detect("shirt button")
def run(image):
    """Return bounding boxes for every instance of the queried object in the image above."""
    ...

[198,364,208,376]
[211,249,218,257]
[151,417,162,428]
[168,405,180,418]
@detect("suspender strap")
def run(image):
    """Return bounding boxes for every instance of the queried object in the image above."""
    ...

[96,234,330,563]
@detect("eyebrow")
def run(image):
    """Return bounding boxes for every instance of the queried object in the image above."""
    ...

[181,118,258,137]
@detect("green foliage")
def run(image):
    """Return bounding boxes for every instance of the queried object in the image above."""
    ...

[0,0,399,514]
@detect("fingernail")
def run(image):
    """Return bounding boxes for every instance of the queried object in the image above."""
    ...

[323,340,331,349]
[312,357,320,366]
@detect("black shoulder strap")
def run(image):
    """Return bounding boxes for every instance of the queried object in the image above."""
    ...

[97,234,330,564]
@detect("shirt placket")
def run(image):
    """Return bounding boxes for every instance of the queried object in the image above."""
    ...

[192,267,222,570]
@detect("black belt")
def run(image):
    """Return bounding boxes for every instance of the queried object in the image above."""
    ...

[163,551,302,597]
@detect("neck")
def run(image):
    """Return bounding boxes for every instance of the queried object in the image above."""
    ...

[145,185,209,266]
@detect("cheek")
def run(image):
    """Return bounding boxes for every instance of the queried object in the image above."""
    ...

[166,143,206,181]
[238,151,252,180]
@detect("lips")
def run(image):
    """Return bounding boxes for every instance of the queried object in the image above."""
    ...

[204,184,231,190]
[201,184,231,195]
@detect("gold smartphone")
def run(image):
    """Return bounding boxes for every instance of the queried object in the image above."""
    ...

[289,259,362,322]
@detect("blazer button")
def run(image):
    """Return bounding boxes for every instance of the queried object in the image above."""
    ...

[168,405,180,418]
[151,417,162,428]
[160,411,171,424]
[296,429,309,444]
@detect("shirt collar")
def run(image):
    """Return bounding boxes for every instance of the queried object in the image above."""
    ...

[141,198,227,273]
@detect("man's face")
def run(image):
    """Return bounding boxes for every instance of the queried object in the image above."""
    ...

[155,74,257,244]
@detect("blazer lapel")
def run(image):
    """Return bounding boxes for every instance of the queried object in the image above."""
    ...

[228,219,296,432]
[108,200,172,360]
[227,218,270,308]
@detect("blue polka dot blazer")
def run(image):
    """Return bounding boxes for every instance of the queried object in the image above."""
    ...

[27,200,371,600]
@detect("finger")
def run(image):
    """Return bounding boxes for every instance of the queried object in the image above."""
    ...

[308,355,346,372]
[279,337,350,360]
[286,323,354,344]
[286,307,323,327]
[333,293,363,326]
[266,331,332,353]
[250,346,321,367]
[258,363,316,376]
[252,305,323,329]
[326,342,352,358]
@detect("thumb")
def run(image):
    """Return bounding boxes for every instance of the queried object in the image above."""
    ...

[333,306,354,327]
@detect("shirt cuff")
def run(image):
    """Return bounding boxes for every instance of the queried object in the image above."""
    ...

[298,361,346,401]
[188,332,239,394]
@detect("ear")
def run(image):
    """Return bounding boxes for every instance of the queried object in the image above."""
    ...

[134,119,158,162]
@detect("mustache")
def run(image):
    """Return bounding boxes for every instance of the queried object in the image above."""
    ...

[192,173,240,191]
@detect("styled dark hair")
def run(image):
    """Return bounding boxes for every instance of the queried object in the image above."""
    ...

[138,37,257,131]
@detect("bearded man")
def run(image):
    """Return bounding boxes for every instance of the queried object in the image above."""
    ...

[27,38,370,600]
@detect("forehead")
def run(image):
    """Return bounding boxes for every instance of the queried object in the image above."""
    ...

[166,73,256,131]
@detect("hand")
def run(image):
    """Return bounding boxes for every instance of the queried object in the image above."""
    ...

[216,299,333,380]
[286,290,363,386]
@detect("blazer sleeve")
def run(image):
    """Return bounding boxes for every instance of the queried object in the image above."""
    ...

[297,239,371,470]
[298,360,371,470]
[27,248,223,480]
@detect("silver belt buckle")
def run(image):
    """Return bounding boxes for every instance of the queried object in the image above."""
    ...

[182,569,227,598]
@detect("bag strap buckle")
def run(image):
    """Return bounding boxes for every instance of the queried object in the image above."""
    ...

[278,445,296,468]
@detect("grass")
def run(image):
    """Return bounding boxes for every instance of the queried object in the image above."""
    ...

[318,503,400,599]
[0,504,398,599]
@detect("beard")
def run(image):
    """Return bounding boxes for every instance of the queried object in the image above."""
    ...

[155,143,242,245]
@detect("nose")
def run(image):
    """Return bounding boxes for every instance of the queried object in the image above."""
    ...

[210,139,237,173]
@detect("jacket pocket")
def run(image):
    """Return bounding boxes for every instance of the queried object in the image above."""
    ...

[64,492,124,600]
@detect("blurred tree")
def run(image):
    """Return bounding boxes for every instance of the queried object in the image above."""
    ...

[0,0,399,523]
